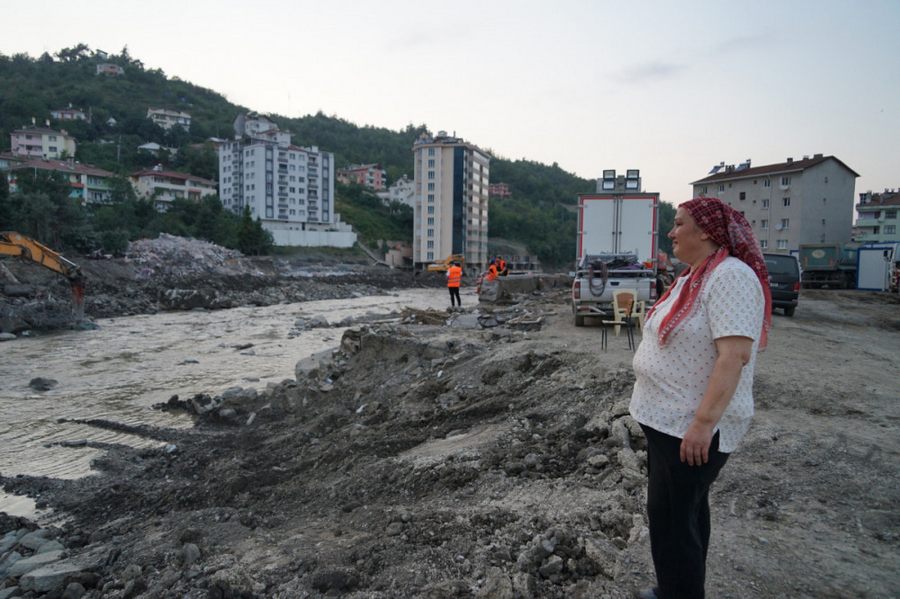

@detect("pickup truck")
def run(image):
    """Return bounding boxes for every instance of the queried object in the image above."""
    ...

[571,253,656,326]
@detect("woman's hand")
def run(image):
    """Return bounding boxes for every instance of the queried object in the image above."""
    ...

[681,420,715,466]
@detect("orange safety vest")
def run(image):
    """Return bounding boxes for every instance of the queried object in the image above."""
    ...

[499,258,507,273]
[447,265,462,288]
[486,264,498,281]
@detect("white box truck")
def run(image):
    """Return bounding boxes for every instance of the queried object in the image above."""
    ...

[571,189,659,326]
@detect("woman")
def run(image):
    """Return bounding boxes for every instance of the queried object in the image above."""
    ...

[630,197,770,599]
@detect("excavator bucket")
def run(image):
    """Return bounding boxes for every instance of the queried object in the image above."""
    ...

[71,279,85,322]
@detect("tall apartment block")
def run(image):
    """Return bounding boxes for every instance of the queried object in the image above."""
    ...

[412,132,490,271]
[218,113,354,247]
[692,154,858,253]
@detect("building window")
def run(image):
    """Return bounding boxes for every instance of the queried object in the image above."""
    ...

[427,194,434,202]
[427,251,434,260]
[783,197,791,207]
[739,192,746,200]
[428,159,434,168]
[824,176,828,184]
[718,184,724,192]
[763,179,771,188]
[777,240,788,250]
[762,199,769,209]
[886,210,897,219]
[760,239,768,249]
[781,176,791,186]
[780,218,790,230]
[822,218,826,225]
[427,228,434,237]
[427,183,435,191]
[427,206,434,214]
[427,217,434,225]
[886,225,897,234]
[428,171,435,179]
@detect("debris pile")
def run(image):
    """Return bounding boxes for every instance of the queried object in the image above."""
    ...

[126,234,253,281]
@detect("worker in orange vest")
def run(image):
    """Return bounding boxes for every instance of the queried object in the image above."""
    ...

[447,261,463,309]
[498,256,508,276]
[485,260,499,282]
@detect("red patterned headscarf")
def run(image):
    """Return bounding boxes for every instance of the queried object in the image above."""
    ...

[651,197,772,349]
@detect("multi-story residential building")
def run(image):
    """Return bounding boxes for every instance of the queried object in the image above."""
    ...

[10,127,77,160]
[383,174,415,209]
[412,131,490,271]
[50,105,88,121]
[147,108,191,131]
[96,63,124,76]
[488,182,511,199]
[337,163,387,191]
[131,166,218,210]
[855,190,900,243]
[692,154,859,253]
[6,159,115,204]
[218,113,355,247]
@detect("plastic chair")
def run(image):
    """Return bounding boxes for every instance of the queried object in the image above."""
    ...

[601,290,637,351]
[632,299,647,331]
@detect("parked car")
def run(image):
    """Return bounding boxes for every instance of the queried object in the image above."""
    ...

[764,253,801,316]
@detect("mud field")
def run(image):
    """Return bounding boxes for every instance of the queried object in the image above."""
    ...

[1,286,899,598]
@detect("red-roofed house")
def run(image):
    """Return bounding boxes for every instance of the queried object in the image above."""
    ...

[131,166,217,210]
[691,154,859,252]
[7,158,115,203]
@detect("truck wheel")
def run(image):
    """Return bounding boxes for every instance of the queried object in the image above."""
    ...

[574,313,585,327]
[784,306,795,317]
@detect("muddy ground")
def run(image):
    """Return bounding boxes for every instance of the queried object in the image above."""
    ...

[1,287,899,598]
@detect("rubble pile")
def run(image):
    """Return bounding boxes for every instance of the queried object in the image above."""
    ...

[126,234,252,281]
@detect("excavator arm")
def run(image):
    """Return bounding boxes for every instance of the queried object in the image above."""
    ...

[0,231,85,319]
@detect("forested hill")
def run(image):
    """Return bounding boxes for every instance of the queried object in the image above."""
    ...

[0,45,595,265]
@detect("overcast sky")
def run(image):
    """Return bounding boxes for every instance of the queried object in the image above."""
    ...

[3,0,898,206]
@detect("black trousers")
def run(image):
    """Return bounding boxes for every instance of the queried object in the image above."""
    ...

[448,287,461,306]
[640,424,730,599]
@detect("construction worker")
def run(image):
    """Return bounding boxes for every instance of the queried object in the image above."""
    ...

[447,261,463,309]
[485,259,499,282]
[498,256,508,276]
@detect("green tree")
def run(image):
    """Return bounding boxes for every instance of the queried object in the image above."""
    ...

[658,201,675,255]
[236,206,273,255]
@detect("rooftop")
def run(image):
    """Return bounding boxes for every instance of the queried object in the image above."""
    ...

[132,169,216,186]
[10,158,115,178]
[692,154,859,184]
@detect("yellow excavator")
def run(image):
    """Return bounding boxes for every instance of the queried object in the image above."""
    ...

[0,231,85,320]
[426,254,465,273]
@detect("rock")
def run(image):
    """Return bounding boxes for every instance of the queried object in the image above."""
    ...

[0,332,16,341]
[538,554,564,578]
[28,377,58,391]
[0,588,19,599]
[0,550,22,577]
[182,542,201,566]
[62,582,86,599]
[512,572,535,598]
[0,530,19,553]
[310,567,360,593]
[36,539,66,554]
[476,567,514,598]
[588,454,610,468]
[309,315,329,327]
[14,555,75,590]
[121,563,142,581]
[17,528,51,550]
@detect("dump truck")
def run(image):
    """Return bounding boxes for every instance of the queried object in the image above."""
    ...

[571,174,659,326]
[798,243,859,289]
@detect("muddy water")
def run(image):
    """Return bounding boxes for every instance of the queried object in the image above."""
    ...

[1,288,461,517]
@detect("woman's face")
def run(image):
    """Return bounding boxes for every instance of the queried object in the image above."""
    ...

[669,207,709,265]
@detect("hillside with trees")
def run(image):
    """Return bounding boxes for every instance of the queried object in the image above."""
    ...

[0,45,669,265]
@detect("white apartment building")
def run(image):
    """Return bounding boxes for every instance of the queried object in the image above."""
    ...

[10,127,77,160]
[131,166,217,210]
[412,131,490,271]
[50,105,87,121]
[218,113,355,247]
[147,108,192,131]
[692,154,859,253]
